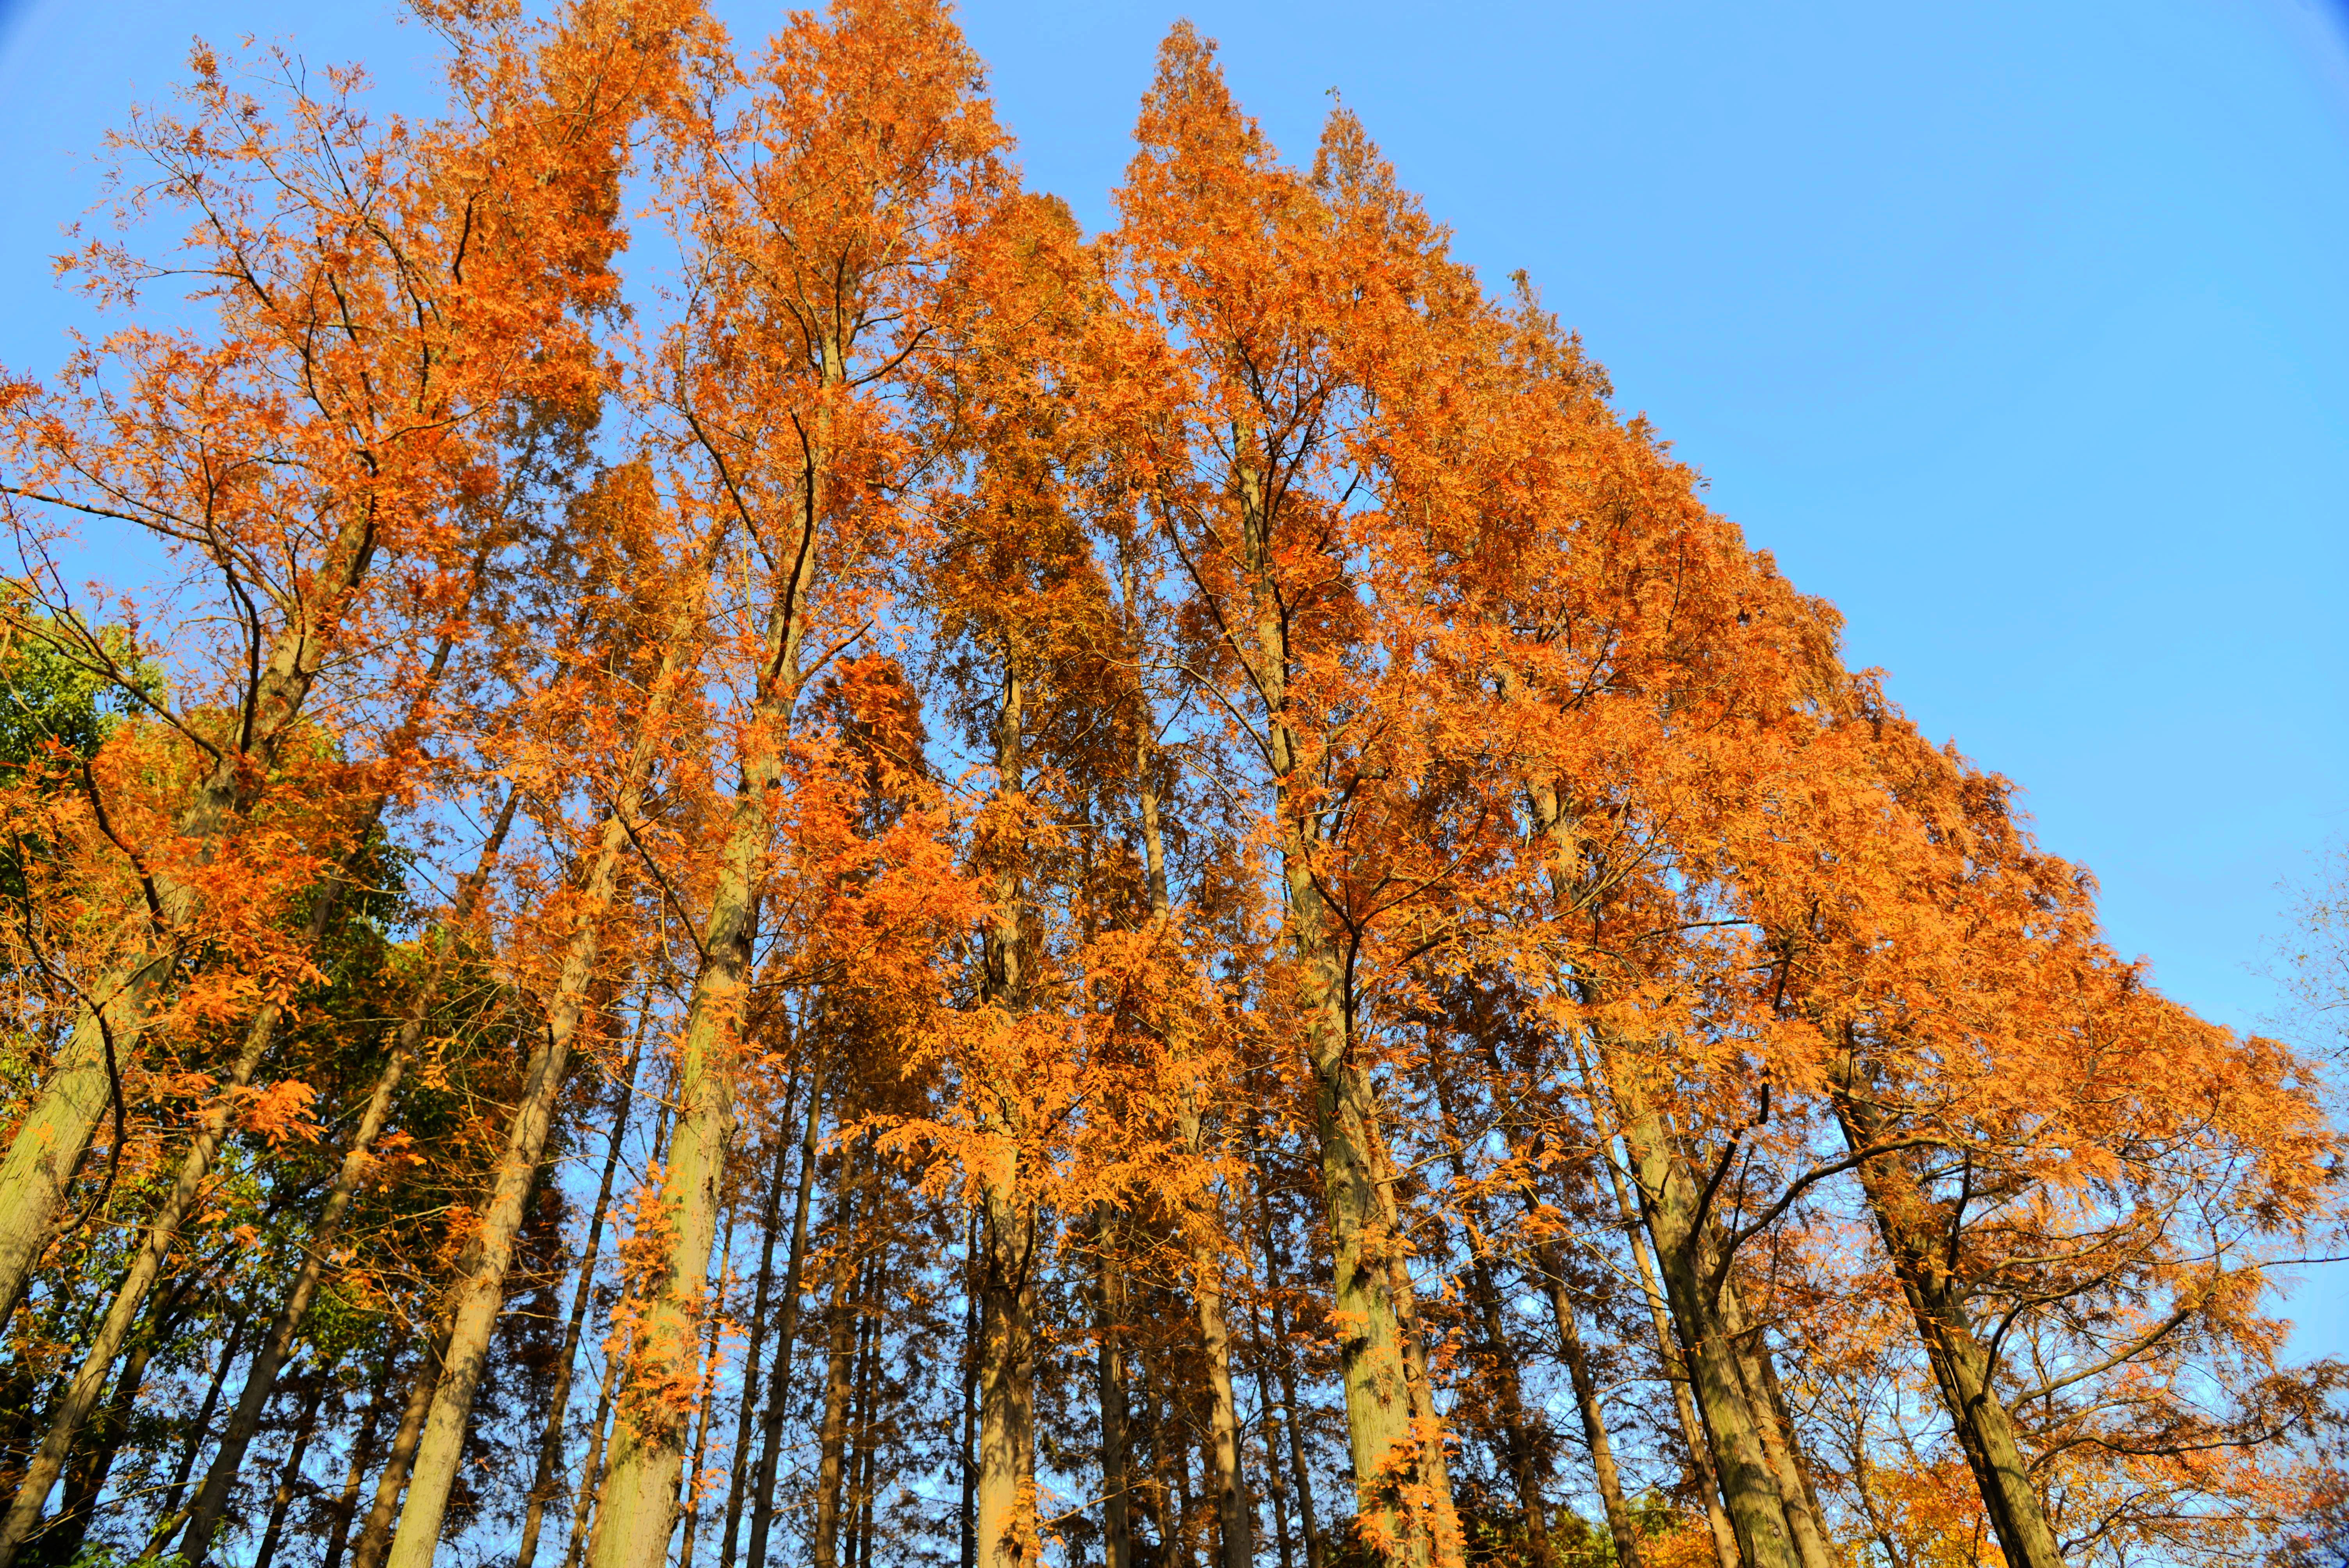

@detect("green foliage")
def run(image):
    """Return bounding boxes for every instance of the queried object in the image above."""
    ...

[0,611,162,780]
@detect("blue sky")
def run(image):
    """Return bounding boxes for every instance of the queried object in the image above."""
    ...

[4,0,2345,1306]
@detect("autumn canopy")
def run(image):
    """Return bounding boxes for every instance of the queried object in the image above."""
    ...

[0,3,2337,1568]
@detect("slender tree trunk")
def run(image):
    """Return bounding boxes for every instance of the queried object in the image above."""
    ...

[973,663,1041,1568]
[1542,1262,1641,1568]
[1226,454,1451,1568]
[0,507,380,1328]
[319,1344,397,1568]
[1174,1114,1254,1568]
[0,884,344,1568]
[589,335,831,1568]
[1717,1278,1834,1568]
[812,1198,868,1568]
[251,1357,332,1568]
[1093,1208,1134,1568]
[348,1317,450,1568]
[1195,1247,1255,1568]
[1830,1078,2064,1568]
[389,609,702,1568]
[144,1311,245,1554]
[846,1266,883,1568]
[1526,774,1795,1568]
[1469,1240,1560,1559]
[37,1317,164,1566]
[519,1001,652,1568]
[181,789,523,1566]
[1426,1070,1556,1563]
[1609,1067,1804,1568]
[1597,1135,1739,1568]
[1253,1338,1296,1568]
[959,1206,979,1568]
[718,1069,800,1568]
[675,1208,738,1568]
[748,1045,829,1568]
[564,1343,624,1568]
[1249,1154,1322,1568]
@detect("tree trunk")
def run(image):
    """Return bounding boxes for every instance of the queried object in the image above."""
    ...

[1596,1131,1739,1568]
[1830,1078,2064,1568]
[718,1070,801,1568]
[1718,1278,1835,1568]
[1228,451,1451,1568]
[1249,1154,1323,1568]
[145,1310,246,1552]
[35,1316,163,1566]
[250,1356,332,1568]
[812,1200,868,1568]
[587,318,830,1568]
[519,1002,652,1568]
[388,611,700,1568]
[976,1187,1037,1568]
[564,1340,624,1568]
[181,789,522,1566]
[1093,1208,1134,1568]
[0,505,379,1327]
[1427,1069,1556,1563]
[1608,1062,1805,1568]
[675,1206,738,1568]
[960,1206,979,1568]
[319,1343,397,1568]
[1542,1264,1640,1568]
[347,1316,451,1568]
[846,1265,883,1568]
[972,662,1041,1568]
[748,1045,830,1568]
[1251,1334,1296,1568]
[1191,1245,1255,1568]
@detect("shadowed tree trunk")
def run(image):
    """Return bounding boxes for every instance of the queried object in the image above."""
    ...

[748,1046,830,1568]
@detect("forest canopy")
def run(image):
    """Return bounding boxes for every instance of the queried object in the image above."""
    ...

[0,3,2340,1568]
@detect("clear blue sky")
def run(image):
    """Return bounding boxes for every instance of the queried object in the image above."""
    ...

[4,0,2345,1297]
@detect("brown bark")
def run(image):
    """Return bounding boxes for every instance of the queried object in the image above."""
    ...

[1542,1265,1640,1568]
[846,1267,884,1568]
[144,1310,246,1554]
[319,1344,397,1568]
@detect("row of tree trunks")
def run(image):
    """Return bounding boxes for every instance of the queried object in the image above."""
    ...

[517,1001,653,1568]
[180,788,525,1565]
[381,583,708,1568]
